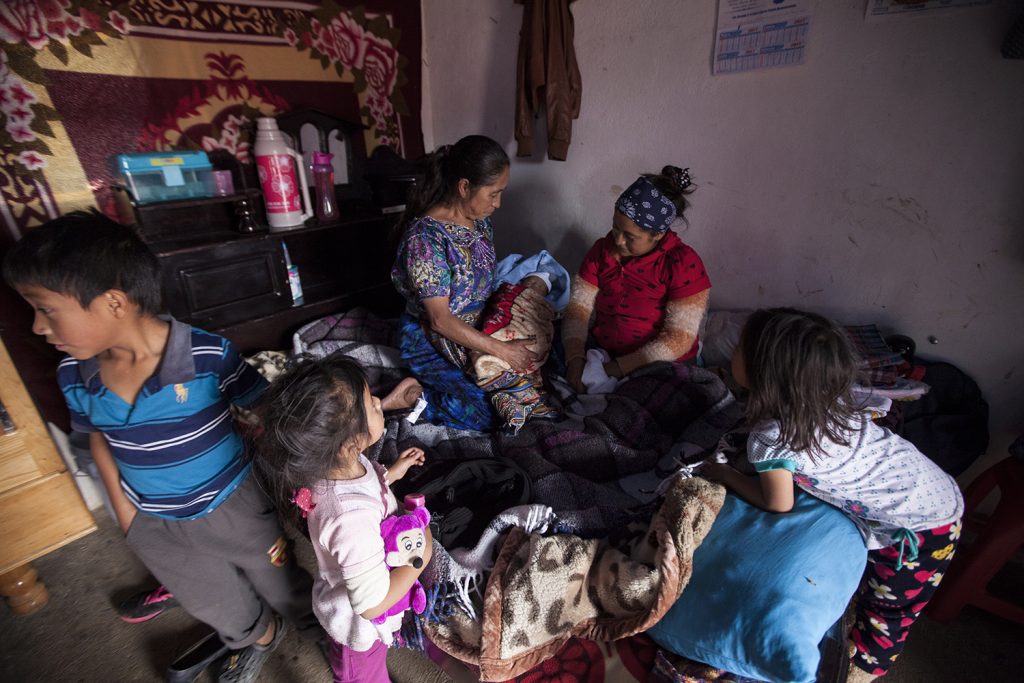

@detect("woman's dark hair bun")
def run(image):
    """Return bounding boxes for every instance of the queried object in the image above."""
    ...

[641,164,694,220]
[662,165,692,194]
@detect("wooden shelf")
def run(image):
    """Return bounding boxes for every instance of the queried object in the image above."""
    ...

[116,112,403,352]
[128,188,261,212]
[267,205,385,238]
[213,283,402,353]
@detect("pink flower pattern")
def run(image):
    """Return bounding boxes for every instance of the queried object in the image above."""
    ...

[8,106,32,122]
[0,1,129,52]
[107,10,129,35]
[362,33,399,98]
[0,0,135,180]
[292,9,402,149]
[793,473,818,488]
[851,523,960,677]
[843,498,869,516]
[9,81,37,106]
[200,113,252,162]
[0,0,80,49]
[78,7,103,31]
[0,4,405,235]
[7,122,35,142]
[1,50,39,144]
[327,13,367,69]
[17,150,46,170]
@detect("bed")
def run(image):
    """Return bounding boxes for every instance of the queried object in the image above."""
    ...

[248,308,869,683]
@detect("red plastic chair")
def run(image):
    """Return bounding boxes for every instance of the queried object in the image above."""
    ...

[928,456,1024,623]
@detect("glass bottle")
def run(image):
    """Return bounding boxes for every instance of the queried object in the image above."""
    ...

[281,242,304,307]
[312,151,339,223]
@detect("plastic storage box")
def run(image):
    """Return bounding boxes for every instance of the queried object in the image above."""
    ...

[117,151,215,204]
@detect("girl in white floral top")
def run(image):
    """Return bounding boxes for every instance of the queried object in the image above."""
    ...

[701,308,963,682]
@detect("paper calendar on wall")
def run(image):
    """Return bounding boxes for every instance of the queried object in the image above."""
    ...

[713,0,814,75]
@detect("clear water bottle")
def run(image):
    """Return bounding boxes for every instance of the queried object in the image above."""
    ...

[312,151,339,223]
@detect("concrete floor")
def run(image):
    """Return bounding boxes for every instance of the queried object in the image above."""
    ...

[0,514,454,683]
[2,513,1023,682]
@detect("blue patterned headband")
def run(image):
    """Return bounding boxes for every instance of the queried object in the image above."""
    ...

[614,177,677,234]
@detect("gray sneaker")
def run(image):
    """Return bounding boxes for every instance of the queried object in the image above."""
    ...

[218,614,287,683]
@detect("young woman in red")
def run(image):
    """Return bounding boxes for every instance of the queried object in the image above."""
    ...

[562,166,711,392]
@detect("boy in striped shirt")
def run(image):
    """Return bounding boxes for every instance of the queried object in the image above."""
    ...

[4,211,318,682]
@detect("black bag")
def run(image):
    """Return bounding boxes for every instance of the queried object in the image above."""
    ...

[895,361,989,477]
[392,457,532,550]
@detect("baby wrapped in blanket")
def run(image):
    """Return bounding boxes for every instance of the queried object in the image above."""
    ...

[470,274,557,432]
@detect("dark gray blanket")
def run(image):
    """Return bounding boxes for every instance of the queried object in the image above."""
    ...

[292,309,744,665]
[295,308,743,535]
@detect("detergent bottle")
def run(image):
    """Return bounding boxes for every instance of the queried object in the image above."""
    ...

[252,117,312,231]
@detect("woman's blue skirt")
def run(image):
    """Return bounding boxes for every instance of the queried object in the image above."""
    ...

[398,313,496,431]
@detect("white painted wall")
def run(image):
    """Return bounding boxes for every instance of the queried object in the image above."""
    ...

[421,0,1024,459]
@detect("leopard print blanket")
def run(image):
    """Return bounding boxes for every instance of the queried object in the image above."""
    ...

[425,476,725,681]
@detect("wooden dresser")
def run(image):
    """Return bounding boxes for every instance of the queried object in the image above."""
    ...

[0,337,96,615]
[121,196,403,353]
[113,115,406,352]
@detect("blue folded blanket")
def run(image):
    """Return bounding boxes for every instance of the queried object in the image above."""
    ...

[648,490,867,683]
[495,250,571,313]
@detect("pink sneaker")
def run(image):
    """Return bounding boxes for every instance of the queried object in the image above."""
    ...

[117,584,179,623]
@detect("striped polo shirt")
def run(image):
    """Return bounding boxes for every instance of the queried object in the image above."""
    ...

[59,317,267,519]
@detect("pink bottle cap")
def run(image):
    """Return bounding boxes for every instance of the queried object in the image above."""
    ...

[312,151,333,165]
[404,493,425,510]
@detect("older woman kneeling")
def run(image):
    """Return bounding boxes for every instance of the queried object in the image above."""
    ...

[391,135,536,431]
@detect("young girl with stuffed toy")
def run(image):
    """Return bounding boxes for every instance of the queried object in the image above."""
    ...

[700,308,963,682]
[252,354,430,683]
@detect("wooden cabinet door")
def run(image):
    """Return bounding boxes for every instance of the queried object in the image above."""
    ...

[158,235,291,330]
[0,338,95,575]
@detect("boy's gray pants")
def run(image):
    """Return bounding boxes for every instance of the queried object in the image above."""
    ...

[126,474,319,648]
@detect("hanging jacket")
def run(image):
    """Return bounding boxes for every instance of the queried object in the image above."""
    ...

[515,0,582,161]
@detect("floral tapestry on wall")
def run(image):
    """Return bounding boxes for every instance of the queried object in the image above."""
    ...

[0,0,423,247]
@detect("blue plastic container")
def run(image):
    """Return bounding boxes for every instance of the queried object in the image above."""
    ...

[117,151,215,204]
